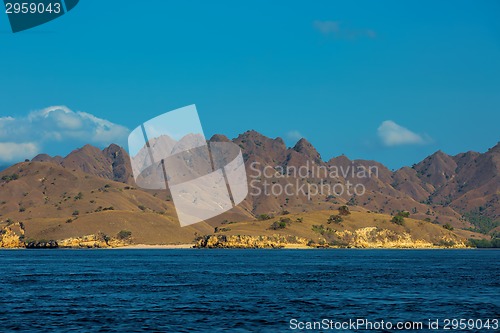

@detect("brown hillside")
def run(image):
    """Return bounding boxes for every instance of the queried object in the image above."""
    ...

[0,162,212,244]
[8,131,500,237]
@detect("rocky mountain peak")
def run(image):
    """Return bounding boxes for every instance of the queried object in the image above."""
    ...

[293,138,321,161]
[209,134,230,142]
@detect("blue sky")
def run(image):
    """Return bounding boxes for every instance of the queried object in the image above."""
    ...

[0,0,499,169]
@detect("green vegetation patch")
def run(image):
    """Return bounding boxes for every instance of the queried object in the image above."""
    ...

[463,210,499,234]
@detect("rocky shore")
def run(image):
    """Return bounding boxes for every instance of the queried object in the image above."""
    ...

[194,227,468,249]
[0,223,469,250]
[0,223,130,249]
[194,235,310,249]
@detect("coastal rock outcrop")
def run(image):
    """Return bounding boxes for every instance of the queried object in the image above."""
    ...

[195,234,309,249]
[0,223,25,248]
[195,227,468,249]
[25,240,59,249]
[58,233,130,248]
[0,224,130,249]
[332,227,467,249]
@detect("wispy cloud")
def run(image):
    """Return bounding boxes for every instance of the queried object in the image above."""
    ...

[0,142,39,164]
[377,120,431,146]
[286,130,304,142]
[0,106,129,163]
[313,20,376,39]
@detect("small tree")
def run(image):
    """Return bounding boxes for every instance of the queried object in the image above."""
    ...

[1,174,19,182]
[338,205,351,216]
[328,215,343,224]
[269,217,291,230]
[117,230,132,240]
[257,214,273,221]
[397,211,410,218]
[270,221,286,230]
[443,223,454,231]
[391,215,405,226]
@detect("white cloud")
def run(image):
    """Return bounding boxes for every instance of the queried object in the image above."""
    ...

[286,130,304,141]
[0,106,129,163]
[313,20,376,39]
[0,142,39,163]
[377,120,431,146]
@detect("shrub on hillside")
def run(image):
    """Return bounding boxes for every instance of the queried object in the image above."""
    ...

[443,223,454,231]
[1,174,19,182]
[463,210,499,234]
[468,237,500,248]
[117,230,132,240]
[397,211,410,218]
[269,217,291,230]
[327,215,343,224]
[214,227,231,233]
[270,220,286,230]
[312,225,325,234]
[391,215,405,226]
[338,205,350,216]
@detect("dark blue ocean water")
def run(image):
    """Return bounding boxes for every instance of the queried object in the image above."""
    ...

[0,249,498,332]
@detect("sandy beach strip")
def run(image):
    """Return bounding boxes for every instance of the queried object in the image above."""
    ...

[114,244,195,249]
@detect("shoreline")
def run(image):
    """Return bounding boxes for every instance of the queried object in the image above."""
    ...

[77,246,476,250]
[0,244,483,250]
[114,244,195,249]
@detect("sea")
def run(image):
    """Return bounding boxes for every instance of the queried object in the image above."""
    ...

[0,249,498,332]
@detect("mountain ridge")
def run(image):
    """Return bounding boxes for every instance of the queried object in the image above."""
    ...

[1,131,497,247]
[27,134,499,223]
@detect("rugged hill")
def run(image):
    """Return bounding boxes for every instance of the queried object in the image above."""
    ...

[33,144,134,184]
[28,132,500,228]
[393,144,499,225]
[1,131,497,247]
[0,162,212,245]
[233,131,498,232]
[194,210,471,249]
